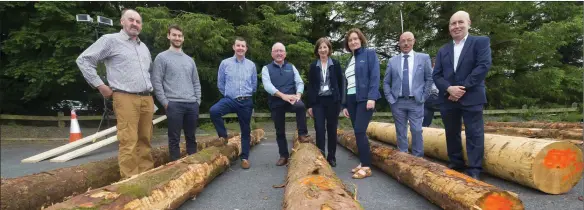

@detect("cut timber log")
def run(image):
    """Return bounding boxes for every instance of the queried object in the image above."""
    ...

[485,121,583,130]
[337,130,524,210]
[282,134,362,210]
[367,122,584,194]
[0,133,239,210]
[483,126,583,141]
[50,116,168,162]
[45,130,265,210]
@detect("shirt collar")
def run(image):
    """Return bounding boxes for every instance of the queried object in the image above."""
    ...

[401,50,415,58]
[119,29,141,44]
[453,33,469,45]
[233,55,246,63]
[316,57,334,68]
[272,60,287,68]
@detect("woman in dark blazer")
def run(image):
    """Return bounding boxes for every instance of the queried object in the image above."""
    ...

[341,28,381,179]
[306,37,344,167]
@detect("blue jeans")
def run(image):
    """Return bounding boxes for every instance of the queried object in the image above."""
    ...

[345,94,373,167]
[166,101,199,161]
[390,97,424,157]
[210,97,253,160]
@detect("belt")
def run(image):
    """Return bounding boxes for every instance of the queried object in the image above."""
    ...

[114,90,152,96]
[235,96,250,101]
[398,96,414,100]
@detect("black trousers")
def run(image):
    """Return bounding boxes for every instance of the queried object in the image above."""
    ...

[311,96,340,161]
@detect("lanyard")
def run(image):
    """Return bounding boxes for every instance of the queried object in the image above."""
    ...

[321,61,328,81]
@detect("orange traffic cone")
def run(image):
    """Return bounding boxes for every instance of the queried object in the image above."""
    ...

[69,109,83,142]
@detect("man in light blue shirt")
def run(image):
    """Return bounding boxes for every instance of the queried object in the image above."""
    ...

[209,37,257,169]
[261,42,310,167]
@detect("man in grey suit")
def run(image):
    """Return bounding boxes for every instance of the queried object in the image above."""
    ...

[383,31,433,157]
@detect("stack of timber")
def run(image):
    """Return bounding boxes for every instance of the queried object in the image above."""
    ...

[483,127,583,144]
[281,134,362,210]
[337,130,524,210]
[366,122,584,194]
[484,121,583,130]
[0,132,244,210]
[45,130,265,210]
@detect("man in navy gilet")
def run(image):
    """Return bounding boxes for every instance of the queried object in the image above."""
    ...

[261,42,310,166]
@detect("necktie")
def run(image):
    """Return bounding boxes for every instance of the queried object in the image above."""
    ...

[402,54,410,97]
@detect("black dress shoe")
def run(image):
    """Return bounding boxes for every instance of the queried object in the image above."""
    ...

[467,172,481,180]
[447,163,465,171]
[327,159,337,167]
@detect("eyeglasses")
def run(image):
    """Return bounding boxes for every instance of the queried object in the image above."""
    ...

[272,49,285,53]
[399,39,415,44]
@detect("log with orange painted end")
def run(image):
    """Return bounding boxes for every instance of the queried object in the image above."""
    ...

[282,134,363,210]
[337,130,524,210]
[366,122,584,194]
[45,131,265,210]
[483,126,583,141]
[485,121,583,130]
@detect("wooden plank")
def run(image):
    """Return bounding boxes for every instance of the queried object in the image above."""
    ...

[49,136,118,162]
[20,126,119,163]
[49,116,167,162]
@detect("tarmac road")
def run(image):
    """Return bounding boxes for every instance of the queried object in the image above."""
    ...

[1,131,583,209]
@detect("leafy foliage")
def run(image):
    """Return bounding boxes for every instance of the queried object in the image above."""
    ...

[0,1,582,114]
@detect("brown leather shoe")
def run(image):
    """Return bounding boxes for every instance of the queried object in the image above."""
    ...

[298,135,311,143]
[241,159,250,169]
[276,157,288,166]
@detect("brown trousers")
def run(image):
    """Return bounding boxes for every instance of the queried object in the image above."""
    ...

[112,92,155,178]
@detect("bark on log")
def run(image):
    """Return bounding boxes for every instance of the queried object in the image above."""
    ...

[485,121,583,130]
[45,130,265,210]
[281,135,362,210]
[0,133,241,210]
[337,130,524,210]
[367,122,584,194]
[483,126,583,141]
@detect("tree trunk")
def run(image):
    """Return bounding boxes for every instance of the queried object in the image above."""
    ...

[337,130,524,210]
[485,121,583,130]
[483,126,583,141]
[281,135,363,210]
[45,130,265,210]
[367,122,584,194]
[0,132,243,210]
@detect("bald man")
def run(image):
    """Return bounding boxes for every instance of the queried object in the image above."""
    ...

[432,11,492,180]
[383,32,433,157]
[77,9,155,178]
[261,42,310,166]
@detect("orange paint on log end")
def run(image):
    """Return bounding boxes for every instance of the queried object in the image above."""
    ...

[543,149,577,169]
[482,194,515,210]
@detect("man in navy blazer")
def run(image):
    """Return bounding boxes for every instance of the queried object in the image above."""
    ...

[432,11,492,180]
[383,32,433,157]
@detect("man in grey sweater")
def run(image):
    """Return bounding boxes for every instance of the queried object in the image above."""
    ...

[151,25,202,161]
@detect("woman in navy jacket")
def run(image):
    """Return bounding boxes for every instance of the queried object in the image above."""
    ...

[306,37,343,167]
[341,28,381,179]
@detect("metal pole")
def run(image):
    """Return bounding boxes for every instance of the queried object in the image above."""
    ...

[400,9,404,33]
[94,23,99,40]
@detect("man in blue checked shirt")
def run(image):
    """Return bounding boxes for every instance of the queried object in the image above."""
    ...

[209,37,257,169]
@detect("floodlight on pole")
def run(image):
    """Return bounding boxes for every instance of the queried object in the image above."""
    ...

[97,16,113,26]
[75,14,114,40]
